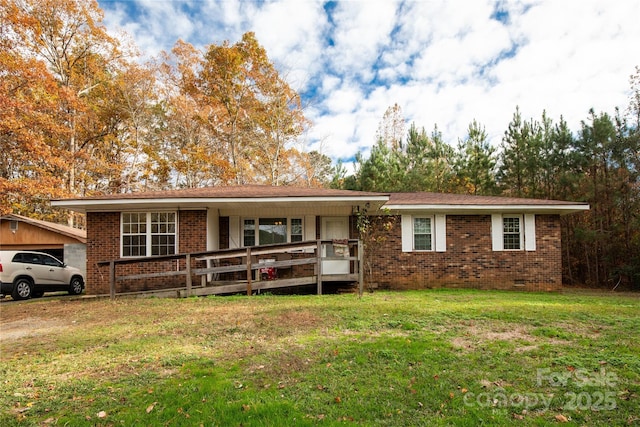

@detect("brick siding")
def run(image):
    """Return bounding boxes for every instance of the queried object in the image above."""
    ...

[366,214,562,291]
[85,211,207,295]
[85,211,562,295]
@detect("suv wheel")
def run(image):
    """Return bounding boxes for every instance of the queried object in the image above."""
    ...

[69,277,83,295]
[12,278,33,300]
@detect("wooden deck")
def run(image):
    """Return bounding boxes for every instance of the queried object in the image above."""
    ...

[97,240,363,299]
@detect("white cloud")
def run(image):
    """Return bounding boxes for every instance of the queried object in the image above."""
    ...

[98,0,640,165]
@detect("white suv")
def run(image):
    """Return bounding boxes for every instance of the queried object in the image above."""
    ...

[0,251,85,300]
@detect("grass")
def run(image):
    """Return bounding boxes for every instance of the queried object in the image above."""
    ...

[1,289,639,426]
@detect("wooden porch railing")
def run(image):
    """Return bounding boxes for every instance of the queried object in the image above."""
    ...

[96,239,363,299]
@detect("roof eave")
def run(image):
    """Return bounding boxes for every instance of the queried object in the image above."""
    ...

[51,195,390,213]
[384,204,590,215]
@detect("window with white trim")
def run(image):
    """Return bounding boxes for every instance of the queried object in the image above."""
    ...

[502,215,522,250]
[122,212,177,257]
[491,214,536,251]
[413,217,433,251]
[242,217,303,246]
[291,218,303,242]
[401,214,447,252]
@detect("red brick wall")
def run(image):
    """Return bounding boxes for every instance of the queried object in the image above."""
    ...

[366,214,562,291]
[85,211,207,295]
[86,211,562,294]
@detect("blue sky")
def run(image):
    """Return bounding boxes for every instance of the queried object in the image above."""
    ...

[98,0,639,166]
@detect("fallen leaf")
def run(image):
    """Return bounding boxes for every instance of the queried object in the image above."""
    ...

[146,402,157,413]
[449,392,455,399]
[513,413,524,420]
[334,396,342,403]
[566,366,575,372]
[461,388,468,393]
[97,411,107,418]
[242,404,250,412]
[555,414,568,422]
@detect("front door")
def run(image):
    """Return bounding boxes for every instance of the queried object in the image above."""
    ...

[321,217,350,275]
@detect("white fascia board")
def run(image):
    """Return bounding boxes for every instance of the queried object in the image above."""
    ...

[384,204,590,215]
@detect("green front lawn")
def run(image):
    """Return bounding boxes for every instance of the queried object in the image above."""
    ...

[1,289,638,426]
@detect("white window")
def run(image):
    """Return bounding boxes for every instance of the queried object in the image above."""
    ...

[291,218,303,242]
[503,215,522,250]
[413,217,433,251]
[491,214,536,251]
[122,212,177,257]
[241,217,304,246]
[401,214,447,252]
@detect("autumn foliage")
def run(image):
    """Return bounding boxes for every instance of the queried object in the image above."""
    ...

[1,0,322,222]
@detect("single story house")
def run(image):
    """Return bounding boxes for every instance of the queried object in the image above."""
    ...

[51,186,588,295]
[0,213,87,276]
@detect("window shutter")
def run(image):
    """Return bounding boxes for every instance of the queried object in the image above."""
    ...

[435,214,447,252]
[524,214,536,251]
[491,214,503,251]
[401,215,413,252]
[229,216,240,249]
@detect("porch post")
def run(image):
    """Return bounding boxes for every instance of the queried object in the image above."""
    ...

[316,239,323,295]
[358,240,364,297]
[109,261,116,300]
[185,254,192,297]
[246,247,252,296]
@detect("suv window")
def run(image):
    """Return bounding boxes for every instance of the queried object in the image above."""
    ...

[12,253,45,265]
[42,255,62,267]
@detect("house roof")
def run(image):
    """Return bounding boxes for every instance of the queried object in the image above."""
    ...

[1,214,87,243]
[385,192,589,215]
[50,185,589,215]
[51,185,390,213]
[58,185,387,200]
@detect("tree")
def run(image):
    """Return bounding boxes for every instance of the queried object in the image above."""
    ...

[298,151,334,188]
[197,33,307,184]
[574,109,626,287]
[354,204,396,293]
[376,103,405,150]
[498,106,544,197]
[454,120,497,195]
[358,138,404,192]
[1,0,126,224]
[0,12,69,217]
[157,39,233,188]
[403,124,455,192]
